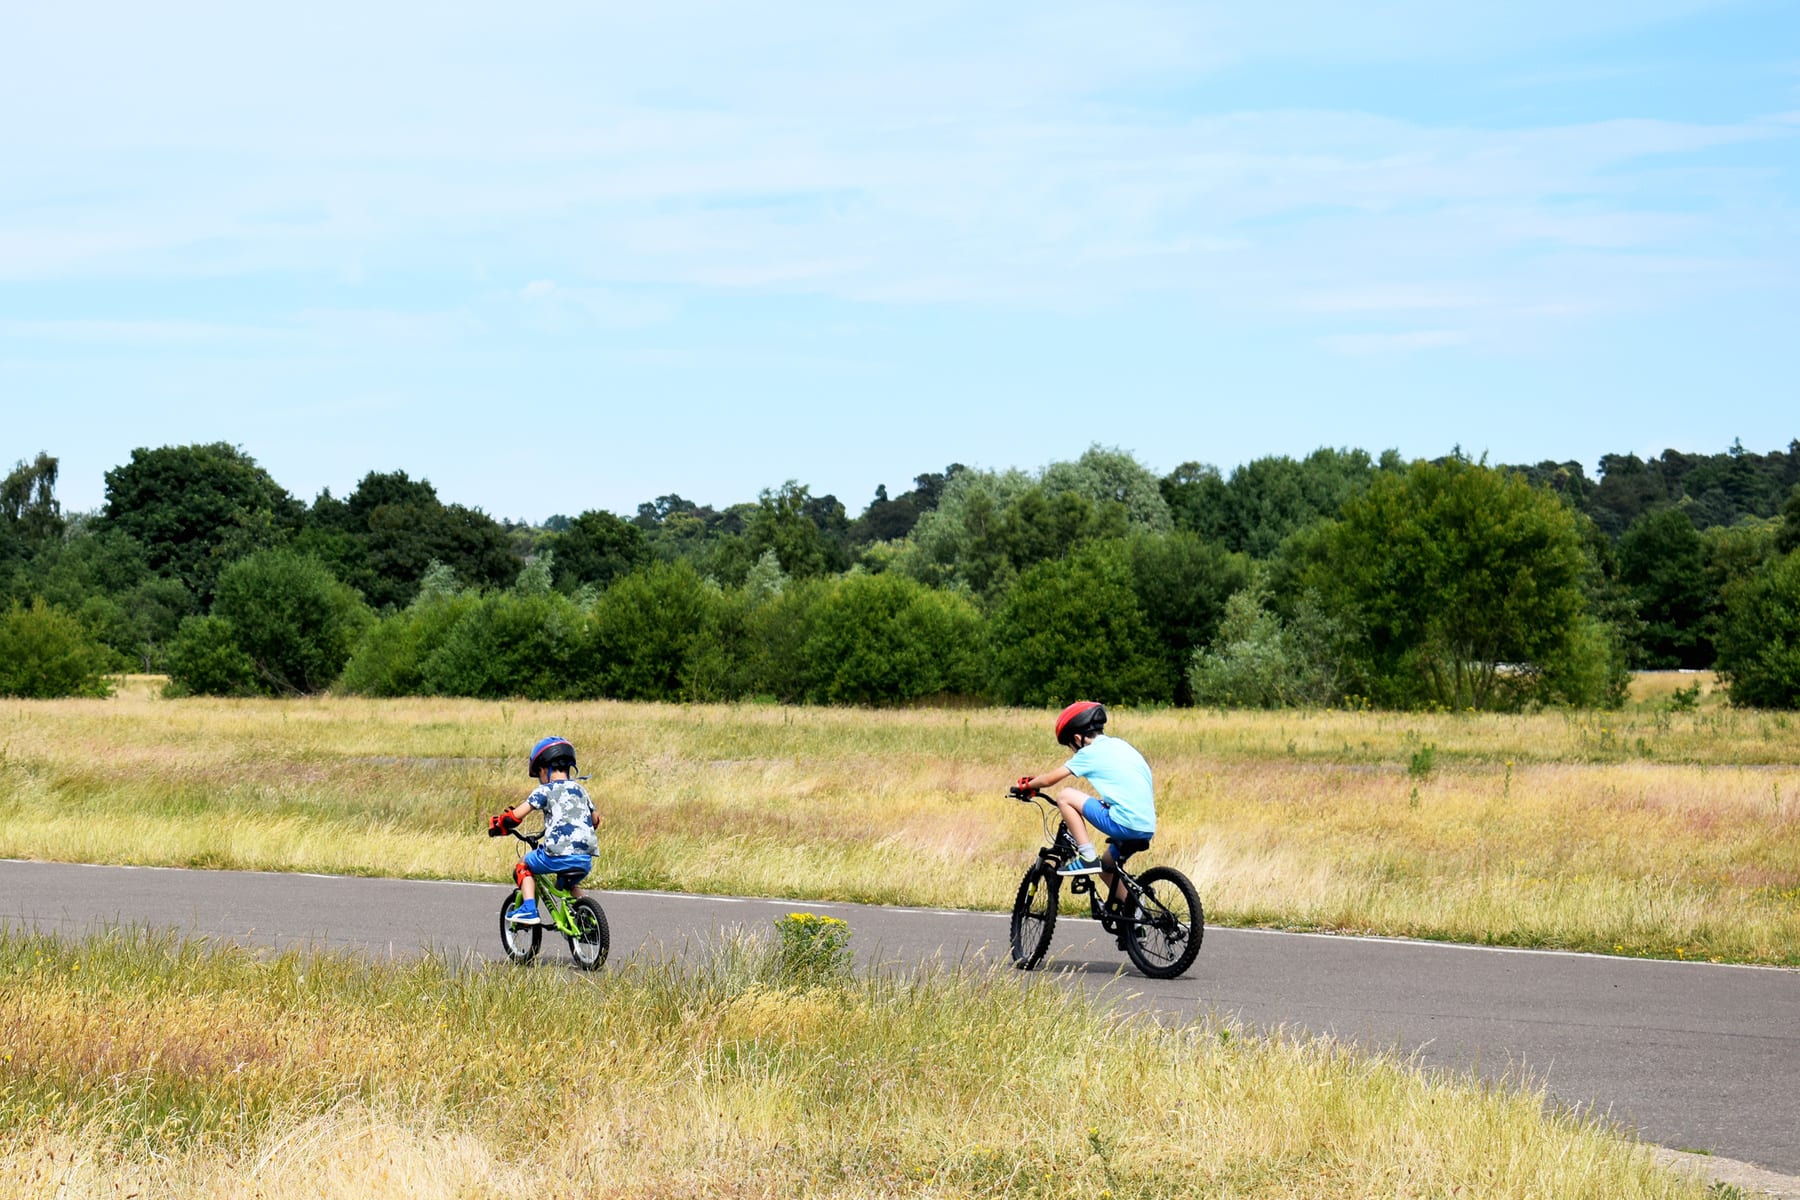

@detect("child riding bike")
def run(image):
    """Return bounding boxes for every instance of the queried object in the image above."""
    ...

[487,735,600,926]
[1015,701,1155,909]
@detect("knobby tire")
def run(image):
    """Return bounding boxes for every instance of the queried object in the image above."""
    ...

[568,896,611,971]
[1122,865,1203,980]
[1010,863,1059,970]
[499,889,542,964]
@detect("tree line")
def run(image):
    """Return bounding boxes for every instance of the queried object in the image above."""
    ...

[3,439,1798,708]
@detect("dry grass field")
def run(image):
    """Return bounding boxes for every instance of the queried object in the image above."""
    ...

[0,926,1719,1200]
[2,678,1795,965]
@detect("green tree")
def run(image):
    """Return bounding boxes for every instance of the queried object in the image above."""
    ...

[99,443,302,600]
[589,561,732,701]
[900,468,1034,590]
[796,573,985,705]
[1124,531,1252,703]
[1189,587,1345,709]
[0,599,112,698]
[1776,484,1800,556]
[547,510,650,591]
[364,500,519,608]
[1000,487,1129,580]
[337,587,483,697]
[0,452,65,573]
[1164,448,1384,557]
[1039,444,1172,532]
[209,549,373,694]
[988,541,1172,706]
[745,482,848,579]
[1716,549,1800,708]
[1159,461,1230,542]
[848,465,964,545]
[1617,507,1715,668]
[161,615,258,697]
[419,589,589,700]
[742,578,829,702]
[3,522,194,670]
[1306,456,1611,710]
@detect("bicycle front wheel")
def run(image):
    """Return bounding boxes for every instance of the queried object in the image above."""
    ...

[1123,866,1203,980]
[1009,863,1059,970]
[567,897,610,971]
[499,889,542,964]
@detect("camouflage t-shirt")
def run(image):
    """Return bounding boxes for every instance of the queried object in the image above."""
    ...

[525,780,598,857]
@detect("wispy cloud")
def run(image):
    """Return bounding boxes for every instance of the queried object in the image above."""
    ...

[1322,329,1472,355]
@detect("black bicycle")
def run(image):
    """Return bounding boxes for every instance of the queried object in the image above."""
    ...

[1006,787,1203,979]
[498,829,611,971]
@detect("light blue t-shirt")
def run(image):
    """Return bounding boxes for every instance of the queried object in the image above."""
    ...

[1066,734,1155,835]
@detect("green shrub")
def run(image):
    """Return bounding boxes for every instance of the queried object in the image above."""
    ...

[336,590,482,696]
[988,540,1172,706]
[162,615,258,697]
[1716,549,1800,708]
[742,578,829,702]
[420,589,590,700]
[1126,531,1252,703]
[209,549,372,694]
[590,562,733,701]
[796,573,985,705]
[0,599,113,698]
[1302,456,1607,711]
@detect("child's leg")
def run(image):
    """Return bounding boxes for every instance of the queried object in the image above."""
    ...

[1052,789,1098,856]
[1099,852,1124,907]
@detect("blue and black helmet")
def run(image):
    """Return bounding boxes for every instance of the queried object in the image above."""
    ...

[527,736,577,777]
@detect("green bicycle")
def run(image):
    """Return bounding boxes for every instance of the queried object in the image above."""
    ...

[499,829,611,971]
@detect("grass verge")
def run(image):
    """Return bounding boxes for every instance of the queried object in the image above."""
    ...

[0,925,1716,1200]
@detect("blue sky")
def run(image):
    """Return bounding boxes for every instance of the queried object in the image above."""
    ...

[3,1,1796,522]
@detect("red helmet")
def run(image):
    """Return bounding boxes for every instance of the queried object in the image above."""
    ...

[1055,701,1107,747]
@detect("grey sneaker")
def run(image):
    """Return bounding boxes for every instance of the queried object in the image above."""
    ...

[1057,854,1103,877]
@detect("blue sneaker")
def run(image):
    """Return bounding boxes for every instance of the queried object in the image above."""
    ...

[508,900,541,925]
[1057,854,1103,877]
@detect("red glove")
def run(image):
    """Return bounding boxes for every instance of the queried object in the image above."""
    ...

[487,811,520,838]
[1010,776,1039,799]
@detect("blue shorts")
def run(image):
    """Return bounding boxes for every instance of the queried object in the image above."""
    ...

[1082,798,1153,849]
[524,848,593,888]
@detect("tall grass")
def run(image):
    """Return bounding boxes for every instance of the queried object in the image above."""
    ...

[0,927,1713,1199]
[2,686,1796,963]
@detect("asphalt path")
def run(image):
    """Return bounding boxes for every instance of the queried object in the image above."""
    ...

[5,859,1798,1182]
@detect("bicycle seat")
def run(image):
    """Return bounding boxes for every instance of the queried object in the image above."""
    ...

[1110,837,1152,865]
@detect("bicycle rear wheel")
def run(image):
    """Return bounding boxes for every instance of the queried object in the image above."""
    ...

[1123,866,1203,980]
[1009,863,1059,970]
[499,889,542,964]
[567,897,610,971]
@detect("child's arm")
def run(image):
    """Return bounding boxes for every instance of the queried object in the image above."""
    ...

[486,799,537,837]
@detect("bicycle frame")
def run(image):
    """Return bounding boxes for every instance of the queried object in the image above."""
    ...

[509,829,586,938]
[1024,797,1164,934]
